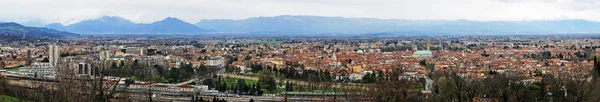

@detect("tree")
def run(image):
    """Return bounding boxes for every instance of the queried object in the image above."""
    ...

[255,83,264,96]
[237,79,247,94]
[432,72,480,102]
[41,57,49,62]
[0,61,4,69]
[419,60,427,66]
[258,70,277,91]
[362,72,376,83]
[110,62,118,69]
[245,55,252,60]
[594,56,600,77]
[285,81,294,91]
[368,68,419,102]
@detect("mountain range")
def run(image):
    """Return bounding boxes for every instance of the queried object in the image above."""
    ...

[39,15,600,35]
[0,22,78,38]
[195,15,600,34]
[45,16,212,34]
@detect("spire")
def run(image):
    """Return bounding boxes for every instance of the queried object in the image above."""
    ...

[427,39,431,51]
[439,38,442,51]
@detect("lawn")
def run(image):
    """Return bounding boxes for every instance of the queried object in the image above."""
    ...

[0,95,21,102]
[7,67,20,72]
[241,73,260,77]
[222,77,259,85]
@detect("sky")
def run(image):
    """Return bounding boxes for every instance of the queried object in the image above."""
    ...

[1,0,600,26]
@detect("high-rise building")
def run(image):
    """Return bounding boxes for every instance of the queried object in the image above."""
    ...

[78,63,92,75]
[439,38,442,51]
[26,49,32,66]
[49,45,60,67]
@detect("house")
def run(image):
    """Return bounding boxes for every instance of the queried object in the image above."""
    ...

[177,84,195,92]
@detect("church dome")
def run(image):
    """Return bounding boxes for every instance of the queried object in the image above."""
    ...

[357,50,364,54]
[413,50,433,55]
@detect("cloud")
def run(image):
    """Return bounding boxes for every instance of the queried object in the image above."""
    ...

[1,0,600,26]
[493,0,556,3]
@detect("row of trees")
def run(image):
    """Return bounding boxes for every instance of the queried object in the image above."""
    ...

[250,64,334,82]
[207,69,296,96]
[104,60,204,83]
[213,77,265,96]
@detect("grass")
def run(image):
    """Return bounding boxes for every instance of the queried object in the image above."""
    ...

[411,85,425,90]
[0,95,21,102]
[222,77,259,85]
[7,67,20,72]
[263,88,285,94]
[242,73,261,77]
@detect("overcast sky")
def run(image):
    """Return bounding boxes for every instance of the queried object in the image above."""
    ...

[2,0,600,26]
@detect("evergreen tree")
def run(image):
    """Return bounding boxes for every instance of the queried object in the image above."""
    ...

[258,70,277,91]
[198,97,205,102]
[285,81,294,91]
[594,56,600,77]
[237,79,246,94]
[249,84,256,95]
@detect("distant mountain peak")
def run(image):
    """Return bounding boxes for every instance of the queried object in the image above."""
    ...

[44,16,211,34]
[96,16,131,23]
[99,16,125,20]
[0,22,25,27]
[158,17,186,23]
[44,23,67,31]
[0,22,78,38]
[46,23,65,27]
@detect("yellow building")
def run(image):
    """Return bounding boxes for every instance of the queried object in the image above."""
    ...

[350,64,362,74]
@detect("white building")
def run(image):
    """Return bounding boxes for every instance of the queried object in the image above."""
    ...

[207,56,225,67]
[48,45,60,67]
[77,63,93,75]
[99,50,113,60]
[349,73,363,81]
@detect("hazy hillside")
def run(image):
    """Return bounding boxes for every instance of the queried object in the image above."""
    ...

[46,16,212,34]
[0,22,78,38]
[195,15,600,34]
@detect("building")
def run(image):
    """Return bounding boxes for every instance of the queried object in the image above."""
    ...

[26,49,32,66]
[77,63,93,75]
[48,45,60,67]
[99,50,113,60]
[207,56,225,67]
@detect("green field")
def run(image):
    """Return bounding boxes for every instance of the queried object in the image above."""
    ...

[243,41,283,44]
[7,67,20,72]
[264,88,286,94]
[222,77,258,85]
[242,73,261,77]
[0,95,21,102]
